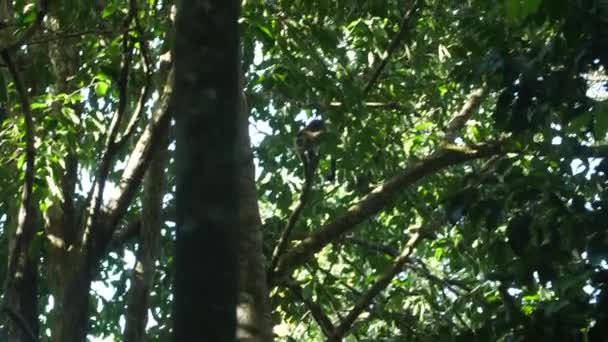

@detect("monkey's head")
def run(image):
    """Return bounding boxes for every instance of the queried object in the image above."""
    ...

[296,119,325,148]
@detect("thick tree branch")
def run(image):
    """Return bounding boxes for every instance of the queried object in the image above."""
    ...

[124,103,166,341]
[103,65,174,235]
[114,60,153,149]
[108,219,141,251]
[109,209,176,251]
[83,31,135,244]
[272,143,502,283]
[1,49,35,269]
[443,85,488,143]
[539,143,608,159]
[271,83,495,281]
[363,0,418,95]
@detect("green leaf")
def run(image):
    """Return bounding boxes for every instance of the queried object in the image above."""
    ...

[95,82,110,97]
[505,0,542,21]
[256,23,275,44]
[22,9,37,25]
[61,106,80,125]
[102,6,114,18]
[31,101,47,110]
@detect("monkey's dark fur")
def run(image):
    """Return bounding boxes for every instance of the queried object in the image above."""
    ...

[295,119,325,179]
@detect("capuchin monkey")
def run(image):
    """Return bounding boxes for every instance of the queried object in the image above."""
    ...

[295,119,325,179]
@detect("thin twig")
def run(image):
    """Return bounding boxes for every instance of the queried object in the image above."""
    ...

[362,0,418,95]
[407,257,471,293]
[286,280,335,337]
[114,0,154,148]
[328,227,427,341]
[268,163,316,280]
[26,28,130,45]
[344,236,398,257]
[312,265,362,296]
[327,101,402,110]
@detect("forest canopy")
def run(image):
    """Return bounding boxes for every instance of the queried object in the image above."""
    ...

[0,0,606,341]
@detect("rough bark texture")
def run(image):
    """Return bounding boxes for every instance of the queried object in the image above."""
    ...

[2,47,38,342]
[3,193,38,342]
[123,119,167,341]
[42,14,175,341]
[236,91,274,342]
[44,17,96,341]
[172,0,240,340]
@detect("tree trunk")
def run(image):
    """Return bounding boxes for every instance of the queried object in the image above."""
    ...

[44,16,94,341]
[48,264,94,342]
[3,193,39,342]
[123,113,167,342]
[235,91,274,341]
[172,0,241,340]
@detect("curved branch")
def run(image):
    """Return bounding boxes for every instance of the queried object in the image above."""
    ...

[104,65,174,234]
[272,143,502,283]
[443,85,488,143]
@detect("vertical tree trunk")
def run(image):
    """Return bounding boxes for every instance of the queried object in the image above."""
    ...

[3,194,38,342]
[236,91,274,342]
[48,266,94,342]
[2,46,39,342]
[44,16,94,341]
[172,0,241,340]
[123,114,167,342]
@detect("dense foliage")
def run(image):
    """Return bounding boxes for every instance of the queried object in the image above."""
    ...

[0,0,606,341]
[247,1,608,340]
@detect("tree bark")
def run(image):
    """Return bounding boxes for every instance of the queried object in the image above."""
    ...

[42,13,175,341]
[172,0,241,340]
[236,91,273,342]
[44,17,94,341]
[123,119,167,341]
[2,48,39,342]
